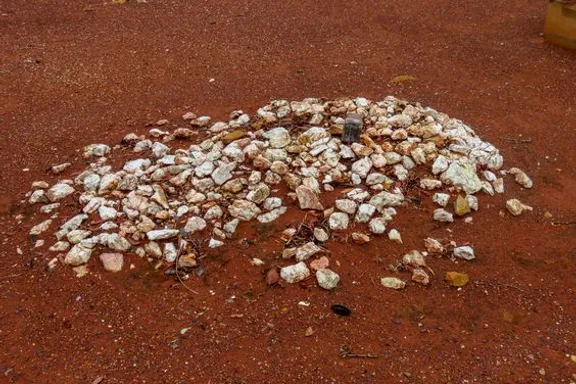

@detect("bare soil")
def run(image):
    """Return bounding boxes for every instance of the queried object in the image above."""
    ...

[0,0,575,383]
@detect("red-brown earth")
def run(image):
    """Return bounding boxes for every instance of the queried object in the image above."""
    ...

[0,0,575,383]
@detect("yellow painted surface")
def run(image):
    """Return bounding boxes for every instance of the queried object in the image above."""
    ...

[544,1,576,49]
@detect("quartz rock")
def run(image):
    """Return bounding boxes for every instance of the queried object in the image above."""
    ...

[295,185,323,210]
[508,168,533,188]
[316,269,340,290]
[184,217,207,233]
[440,159,483,194]
[329,212,349,230]
[335,199,357,215]
[433,208,454,223]
[280,262,311,283]
[369,218,387,234]
[380,277,405,290]
[47,183,75,202]
[147,229,179,240]
[432,193,450,207]
[228,200,261,221]
[355,203,376,223]
[388,229,402,244]
[99,253,123,272]
[296,242,321,261]
[506,199,533,216]
[453,246,475,260]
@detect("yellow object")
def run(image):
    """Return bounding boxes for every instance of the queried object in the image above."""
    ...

[544,0,576,50]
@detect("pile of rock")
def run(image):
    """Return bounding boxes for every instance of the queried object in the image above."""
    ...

[24,96,533,289]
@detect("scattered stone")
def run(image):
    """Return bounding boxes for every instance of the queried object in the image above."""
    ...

[316,269,340,290]
[265,268,279,285]
[329,212,349,230]
[424,238,444,254]
[369,218,387,234]
[453,246,475,261]
[380,277,406,290]
[351,232,370,244]
[433,193,450,207]
[296,242,321,261]
[46,183,75,202]
[313,228,330,242]
[506,199,533,216]
[30,219,52,236]
[509,167,533,188]
[147,229,179,240]
[99,253,124,272]
[280,262,311,283]
[388,229,402,244]
[433,208,454,223]
[310,256,330,271]
[412,268,430,285]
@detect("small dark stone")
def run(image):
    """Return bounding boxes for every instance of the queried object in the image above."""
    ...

[331,304,352,316]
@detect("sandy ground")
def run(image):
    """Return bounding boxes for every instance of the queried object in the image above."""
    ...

[0,0,575,383]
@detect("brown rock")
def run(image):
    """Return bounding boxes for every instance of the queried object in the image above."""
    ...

[265,268,279,285]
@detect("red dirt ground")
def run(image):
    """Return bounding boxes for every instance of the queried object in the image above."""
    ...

[1,0,575,383]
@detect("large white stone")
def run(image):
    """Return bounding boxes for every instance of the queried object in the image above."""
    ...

[280,262,310,283]
[329,212,349,230]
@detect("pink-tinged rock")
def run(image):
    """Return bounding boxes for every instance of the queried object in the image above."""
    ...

[295,185,323,210]
[310,256,330,271]
[99,253,124,272]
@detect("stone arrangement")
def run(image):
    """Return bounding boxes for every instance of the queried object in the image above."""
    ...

[24,96,533,289]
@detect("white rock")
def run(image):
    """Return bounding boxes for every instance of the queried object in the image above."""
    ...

[263,197,283,211]
[335,199,357,215]
[351,157,372,178]
[432,193,450,207]
[453,246,475,260]
[164,243,178,263]
[208,238,224,248]
[369,191,404,210]
[246,184,270,204]
[369,218,387,234]
[49,241,70,252]
[65,242,94,266]
[223,219,240,234]
[84,144,110,158]
[145,242,163,258]
[46,183,75,202]
[506,199,533,216]
[99,253,124,272]
[433,208,454,222]
[152,142,170,158]
[98,205,117,221]
[211,162,236,185]
[316,269,340,290]
[355,203,376,223]
[103,233,131,251]
[380,277,405,290]
[313,228,329,242]
[508,168,533,188]
[147,229,179,240]
[67,230,91,244]
[432,155,449,174]
[329,212,349,230]
[29,190,47,204]
[296,242,321,261]
[280,262,311,283]
[419,179,442,190]
[30,219,52,235]
[440,159,483,194]
[263,127,291,148]
[388,229,402,244]
[228,200,261,221]
[424,238,444,254]
[257,207,287,223]
[195,161,215,178]
[393,164,408,181]
[184,217,207,233]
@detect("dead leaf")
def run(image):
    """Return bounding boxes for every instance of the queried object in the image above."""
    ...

[91,377,105,384]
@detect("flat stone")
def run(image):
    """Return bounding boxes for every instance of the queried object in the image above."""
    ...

[99,253,124,272]
[184,217,207,233]
[433,208,454,223]
[30,219,52,236]
[147,229,179,240]
[310,256,330,271]
[46,183,75,202]
[506,199,533,216]
[228,200,261,221]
